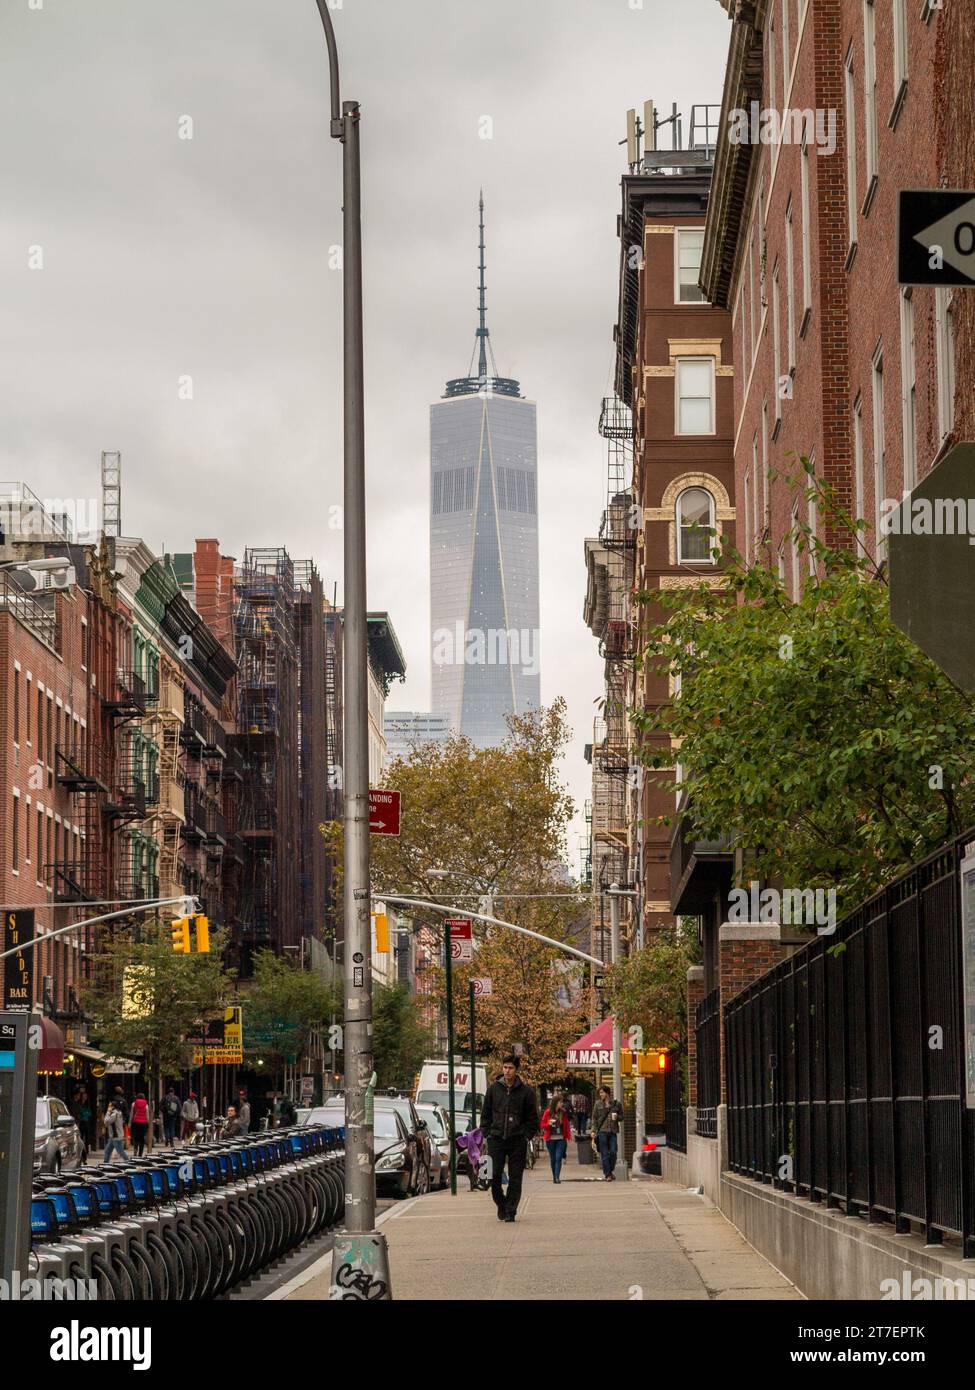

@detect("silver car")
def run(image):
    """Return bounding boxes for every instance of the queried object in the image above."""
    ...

[415,1103,450,1189]
[34,1096,84,1174]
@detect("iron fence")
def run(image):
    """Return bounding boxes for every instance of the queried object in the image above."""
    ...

[725,831,975,1255]
[665,1047,687,1152]
[696,988,720,1138]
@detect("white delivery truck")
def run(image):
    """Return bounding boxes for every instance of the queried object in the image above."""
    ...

[414,1060,488,1129]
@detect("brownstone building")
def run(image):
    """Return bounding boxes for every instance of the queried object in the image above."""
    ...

[613,122,737,950]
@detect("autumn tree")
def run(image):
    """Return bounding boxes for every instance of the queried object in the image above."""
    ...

[604,920,700,1050]
[243,949,339,1083]
[83,923,236,1106]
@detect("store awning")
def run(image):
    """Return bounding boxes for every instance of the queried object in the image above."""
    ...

[103,1056,141,1075]
[566,1016,614,1067]
[38,1017,65,1074]
[70,1045,108,1064]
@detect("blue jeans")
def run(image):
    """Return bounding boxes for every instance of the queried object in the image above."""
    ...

[546,1138,566,1179]
[596,1130,617,1177]
[103,1138,126,1162]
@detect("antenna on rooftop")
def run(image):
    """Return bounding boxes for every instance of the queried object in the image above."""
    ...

[101,451,121,538]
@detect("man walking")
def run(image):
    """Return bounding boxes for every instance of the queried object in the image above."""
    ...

[162,1087,181,1147]
[479,1054,539,1222]
[181,1091,200,1140]
[236,1088,251,1134]
[591,1084,622,1180]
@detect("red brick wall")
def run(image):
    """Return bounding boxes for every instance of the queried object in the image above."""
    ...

[729,1,948,584]
[0,589,90,1013]
[718,925,794,1104]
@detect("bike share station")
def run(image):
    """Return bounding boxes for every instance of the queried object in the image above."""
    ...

[1,1010,351,1301]
[0,1010,40,1295]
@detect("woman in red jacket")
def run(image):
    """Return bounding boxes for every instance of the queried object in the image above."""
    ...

[130,1093,150,1156]
[540,1093,572,1183]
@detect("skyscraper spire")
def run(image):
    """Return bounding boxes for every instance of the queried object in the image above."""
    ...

[477,190,488,382]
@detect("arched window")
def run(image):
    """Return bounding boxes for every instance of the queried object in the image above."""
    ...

[676,488,715,563]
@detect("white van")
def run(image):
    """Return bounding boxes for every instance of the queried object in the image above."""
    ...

[414,1060,488,1127]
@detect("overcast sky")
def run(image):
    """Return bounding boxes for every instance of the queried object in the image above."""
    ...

[0,0,730,872]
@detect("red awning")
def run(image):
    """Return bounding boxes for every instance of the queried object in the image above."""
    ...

[38,1017,65,1074]
[566,1016,615,1067]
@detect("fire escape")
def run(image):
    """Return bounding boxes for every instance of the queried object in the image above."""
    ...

[591,396,637,954]
[233,548,300,951]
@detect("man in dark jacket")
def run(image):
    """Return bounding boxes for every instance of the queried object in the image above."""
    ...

[478,1054,539,1222]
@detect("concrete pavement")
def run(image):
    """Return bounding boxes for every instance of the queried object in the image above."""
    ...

[284,1144,804,1302]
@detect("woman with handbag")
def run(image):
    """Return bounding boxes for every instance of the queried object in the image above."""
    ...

[540,1094,572,1183]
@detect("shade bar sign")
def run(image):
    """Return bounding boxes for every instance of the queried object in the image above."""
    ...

[447,919,473,962]
[369,788,401,836]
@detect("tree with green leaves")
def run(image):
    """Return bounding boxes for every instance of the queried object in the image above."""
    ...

[635,463,975,916]
[242,949,339,1083]
[373,983,434,1090]
[604,920,700,1049]
[83,923,236,1107]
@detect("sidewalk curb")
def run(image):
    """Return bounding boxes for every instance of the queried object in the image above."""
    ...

[265,1197,419,1301]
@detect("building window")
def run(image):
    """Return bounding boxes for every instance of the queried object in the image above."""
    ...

[808,452,818,576]
[800,143,812,331]
[749,226,759,367]
[26,674,31,744]
[13,667,20,745]
[752,435,761,557]
[844,46,858,253]
[36,808,43,882]
[675,358,715,435]
[676,488,716,563]
[853,395,865,523]
[784,202,796,370]
[12,794,19,871]
[769,10,778,120]
[781,0,792,95]
[790,505,801,601]
[761,400,770,521]
[871,348,886,557]
[891,0,908,121]
[935,287,956,443]
[743,468,752,561]
[37,688,44,765]
[772,266,783,422]
[899,288,917,492]
[863,0,879,206]
[675,228,706,303]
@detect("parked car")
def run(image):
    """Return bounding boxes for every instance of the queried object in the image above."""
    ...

[34,1096,85,1175]
[379,1094,436,1184]
[302,1098,430,1198]
[415,1103,451,1188]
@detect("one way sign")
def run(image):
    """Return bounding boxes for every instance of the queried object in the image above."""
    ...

[898,189,975,287]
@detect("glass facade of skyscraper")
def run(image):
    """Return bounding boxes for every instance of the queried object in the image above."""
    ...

[430,389,540,747]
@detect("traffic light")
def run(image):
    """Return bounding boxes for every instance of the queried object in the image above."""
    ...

[170,917,191,954]
[193,915,210,953]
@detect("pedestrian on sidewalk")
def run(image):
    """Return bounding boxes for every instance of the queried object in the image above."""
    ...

[479,1054,539,1222]
[130,1093,150,1155]
[591,1085,622,1180]
[540,1094,571,1182]
[162,1087,181,1146]
[572,1090,590,1136]
[236,1088,251,1133]
[181,1092,200,1140]
[102,1101,126,1163]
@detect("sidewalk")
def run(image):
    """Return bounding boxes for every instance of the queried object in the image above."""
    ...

[286,1145,804,1302]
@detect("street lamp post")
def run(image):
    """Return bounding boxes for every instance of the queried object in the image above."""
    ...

[607,884,637,1180]
[314,2,391,1299]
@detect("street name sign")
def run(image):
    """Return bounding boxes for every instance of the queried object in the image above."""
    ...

[898,189,975,287]
[447,918,473,962]
[369,788,401,836]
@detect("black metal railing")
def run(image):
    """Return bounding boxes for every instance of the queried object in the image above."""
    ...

[664,1048,687,1153]
[695,988,721,1139]
[725,830,975,1255]
[183,786,206,840]
[55,743,110,795]
[104,668,156,718]
[204,719,227,758]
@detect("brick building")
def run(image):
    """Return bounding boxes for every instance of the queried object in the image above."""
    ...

[703,0,958,578]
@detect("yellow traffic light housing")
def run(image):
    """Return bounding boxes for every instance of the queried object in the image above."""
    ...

[193,915,210,953]
[373,910,390,953]
[170,917,191,954]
